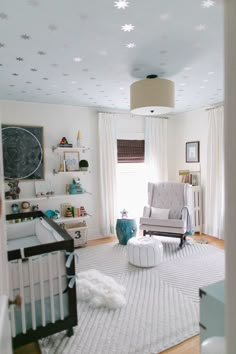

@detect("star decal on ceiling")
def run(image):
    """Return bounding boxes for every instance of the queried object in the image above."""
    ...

[0,43,5,48]
[126,43,136,48]
[38,51,46,55]
[160,13,170,21]
[16,57,24,61]
[121,24,134,32]
[201,0,215,8]
[21,34,31,40]
[30,68,37,71]
[114,0,129,10]
[0,12,8,20]
[195,24,207,31]
[73,57,83,62]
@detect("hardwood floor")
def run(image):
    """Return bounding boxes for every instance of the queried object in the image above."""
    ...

[13,233,224,354]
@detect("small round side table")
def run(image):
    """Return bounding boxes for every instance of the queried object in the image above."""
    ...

[116,218,137,245]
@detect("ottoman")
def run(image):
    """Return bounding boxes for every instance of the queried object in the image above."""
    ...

[127,236,163,267]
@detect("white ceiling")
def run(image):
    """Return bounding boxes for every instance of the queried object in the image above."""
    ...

[0,0,224,115]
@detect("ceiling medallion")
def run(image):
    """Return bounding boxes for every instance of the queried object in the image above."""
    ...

[130,74,175,115]
[114,0,129,10]
[121,24,134,32]
[201,0,215,8]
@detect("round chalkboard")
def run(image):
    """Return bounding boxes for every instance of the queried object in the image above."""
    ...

[2,126,43,180]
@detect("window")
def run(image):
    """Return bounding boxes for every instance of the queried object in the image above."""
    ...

[117,139,145,163]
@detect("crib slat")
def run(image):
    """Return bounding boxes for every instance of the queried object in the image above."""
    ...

[29,258,36,330]
[48,253,55,323]
[18,260,26,334]
[9,262,16,338]
[39,256,46,327]
[57,251,64,320]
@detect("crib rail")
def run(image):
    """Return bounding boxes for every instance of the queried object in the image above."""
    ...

[6,211,78,349]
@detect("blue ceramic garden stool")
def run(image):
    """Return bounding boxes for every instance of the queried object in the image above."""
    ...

[116,218,137,245]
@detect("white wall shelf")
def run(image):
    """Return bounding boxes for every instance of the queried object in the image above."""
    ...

[4,192,91,204]
[53,169,89,175]
[52,145,89,153]
[54,215,90,224]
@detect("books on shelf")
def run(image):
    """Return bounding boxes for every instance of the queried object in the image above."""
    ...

[178,170,200,186]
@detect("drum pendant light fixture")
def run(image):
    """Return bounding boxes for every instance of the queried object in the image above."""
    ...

[130,74,175,115]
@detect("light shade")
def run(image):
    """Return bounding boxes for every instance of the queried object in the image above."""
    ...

[130,76,175,115]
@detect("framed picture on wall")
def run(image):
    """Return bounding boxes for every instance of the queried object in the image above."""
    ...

[186,141,200,163]
[1,124,44,180]
[64,151,80,171]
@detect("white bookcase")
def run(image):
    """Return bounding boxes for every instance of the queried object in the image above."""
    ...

[192,185,202,233]
[179,168,202,234]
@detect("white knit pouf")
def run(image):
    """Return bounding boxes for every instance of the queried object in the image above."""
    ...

[127,237,163,267]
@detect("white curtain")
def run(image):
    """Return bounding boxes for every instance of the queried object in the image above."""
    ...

[98,113,117,236]
[145,117,168,183]
[205,106,224,239]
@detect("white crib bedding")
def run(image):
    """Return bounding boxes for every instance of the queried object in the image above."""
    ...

[9,251,67,301]
[7,235,41,251]
[13,292,69,336]
[7,217,63,251]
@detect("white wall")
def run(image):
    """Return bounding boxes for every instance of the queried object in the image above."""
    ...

[0,100,100,239]
[168,108,209,230]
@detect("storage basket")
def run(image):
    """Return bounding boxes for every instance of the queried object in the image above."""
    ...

[65,222,88,248]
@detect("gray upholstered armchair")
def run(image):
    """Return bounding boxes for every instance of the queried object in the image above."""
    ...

[139,182,194,248]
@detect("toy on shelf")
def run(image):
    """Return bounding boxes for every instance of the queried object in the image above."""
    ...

[5,180,21,200]
[21,201,30,213]
[58,137,73,148]
[69,178,84,194]
[65,207,73,217]
[79,206,87,216]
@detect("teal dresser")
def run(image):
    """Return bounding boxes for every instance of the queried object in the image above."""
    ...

[199,280,225,344]
[116,219,137,245]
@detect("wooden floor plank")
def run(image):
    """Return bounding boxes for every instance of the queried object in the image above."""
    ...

[14,233,224,354]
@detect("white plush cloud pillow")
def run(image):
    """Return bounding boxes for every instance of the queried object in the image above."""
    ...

[151,207,170,219]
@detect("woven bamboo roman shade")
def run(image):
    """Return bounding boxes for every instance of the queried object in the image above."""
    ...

[117,140,145,163]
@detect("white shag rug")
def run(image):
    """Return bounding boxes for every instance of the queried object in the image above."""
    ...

[77,269,126,309]
[40,237,225,354]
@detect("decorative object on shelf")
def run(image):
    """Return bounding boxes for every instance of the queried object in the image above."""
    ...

[31,204,39,211]
[60,203,72,217]
[35,181,55,197]
[11,203,20,214]
[186,141,200,163]
[64,151,79,171]
[79,206,87,216]
[120,208,128,219]
[76,130,81,148]
[69,178,84,194]
[2,124,44,180]
[58,137,73,148]
[5,180,21,200]
[21,201,30,213]
[65,207,73,217]
[45,209,60,219]
[79,159,89,171]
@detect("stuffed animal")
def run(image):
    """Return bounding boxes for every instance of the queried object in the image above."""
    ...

[5,180,21,200]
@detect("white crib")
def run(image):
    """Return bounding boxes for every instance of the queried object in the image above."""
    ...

[6,211,77,349]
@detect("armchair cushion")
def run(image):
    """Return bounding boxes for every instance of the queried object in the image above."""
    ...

[151,207,170,219]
